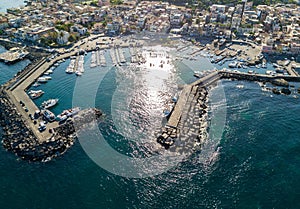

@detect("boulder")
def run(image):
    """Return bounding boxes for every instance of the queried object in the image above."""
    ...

[281,88,291,95]
[272,88,280,95]
[271,79,289,87]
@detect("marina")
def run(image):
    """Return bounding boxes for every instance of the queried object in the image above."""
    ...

[0,33,300,162]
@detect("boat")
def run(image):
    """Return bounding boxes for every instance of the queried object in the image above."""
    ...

[66,59,75,74]
[228,61,238,68]
[37,77,48,83]
[236,84,244,89]
[37,76,51,82]
[43,76,52,80]
[46,69,53,74]
[75,71,82,76]
[30,90,44,99]
[32,82,40,87]
[163,109,171,117]
[43,109,56,122]
[41,99,59,109]
[28,89,43,94]
[56,107,81,121]
[273,63,280,68]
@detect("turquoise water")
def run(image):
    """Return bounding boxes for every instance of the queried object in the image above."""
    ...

[0,0,24,13]
[1,42,300,209]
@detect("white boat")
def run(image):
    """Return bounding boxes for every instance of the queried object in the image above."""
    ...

[75,71,82,76]
[30,90,44,99]
[43,109,56,122]
[228,61,238,68]
[56,107,81,121]
[43,76,52,80]
[41,98,59,109]
[66,59,75,74]
[28,89,43,94]
[32,82,40,87]
[46,69,53,74]
[37,77,48,83]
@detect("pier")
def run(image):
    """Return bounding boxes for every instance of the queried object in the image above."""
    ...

[157,69,300,150]
[167,71,221,128]
[0,47,29,64]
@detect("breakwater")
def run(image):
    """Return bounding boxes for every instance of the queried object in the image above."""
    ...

[0,88,102,162]
[156,69,300,151]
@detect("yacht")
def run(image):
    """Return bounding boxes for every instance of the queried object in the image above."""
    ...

[41,99,59,109]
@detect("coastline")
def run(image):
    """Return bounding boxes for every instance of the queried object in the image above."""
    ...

[0,33,299,162]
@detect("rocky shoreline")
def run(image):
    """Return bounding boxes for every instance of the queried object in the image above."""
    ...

[156,86,210,154]
[0,89,102,162]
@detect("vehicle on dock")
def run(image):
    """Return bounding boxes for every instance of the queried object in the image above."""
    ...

[41,99,59,109]
[38,122,46,132]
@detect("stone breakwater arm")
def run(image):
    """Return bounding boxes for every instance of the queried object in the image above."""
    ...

[157,69,300,150]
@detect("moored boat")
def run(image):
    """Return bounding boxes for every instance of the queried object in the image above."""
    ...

[228,61,238,68]
[42,109,56,122]
[30,90,44,99]
[32,82,40,87]
[37,77,48,83]
[41,98,59,109]
[56,107,81,121]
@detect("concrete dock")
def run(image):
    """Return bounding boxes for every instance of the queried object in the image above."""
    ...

[0,47,29,63]
[167,71,221,128]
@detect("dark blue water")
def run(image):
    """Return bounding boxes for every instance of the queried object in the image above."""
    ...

[1,43,300,209]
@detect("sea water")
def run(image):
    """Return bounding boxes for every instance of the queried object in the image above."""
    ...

[1,40,300,209]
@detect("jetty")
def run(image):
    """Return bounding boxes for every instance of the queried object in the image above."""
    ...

[156,69,300,150]
[99,51,106,67]
[110,48,117,66]
[0,47,29,64]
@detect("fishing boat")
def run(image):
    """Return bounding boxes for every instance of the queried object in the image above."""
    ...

[41,98,59,109]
